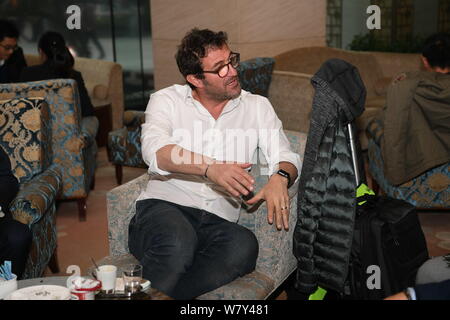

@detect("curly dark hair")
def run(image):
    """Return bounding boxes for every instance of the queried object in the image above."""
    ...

[0,19,19,42]
[175,28,228,88]
[422,32,450,69]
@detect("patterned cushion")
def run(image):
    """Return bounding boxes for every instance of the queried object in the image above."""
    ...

[0,79,96,200]
[238,57,275,97]
[367,119,450,208]
[0,97,51,183]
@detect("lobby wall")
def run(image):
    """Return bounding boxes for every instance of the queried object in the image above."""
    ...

[150,0,326,90]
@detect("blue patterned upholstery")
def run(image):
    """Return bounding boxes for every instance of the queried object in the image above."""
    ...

[0,97,62,279]
[108,110,146,170]
[366,118,450,208]
[0,98,52,183]
[0,80,98,200]
[238,57,275,97]
[0,80,99,220]
[108,57,276,185]
[96,130,307,299]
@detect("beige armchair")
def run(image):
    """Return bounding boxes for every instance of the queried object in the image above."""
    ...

[271,46,423,149]
[24,54,124,130]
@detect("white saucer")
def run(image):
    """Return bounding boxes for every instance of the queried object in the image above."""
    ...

[7,285,71,300]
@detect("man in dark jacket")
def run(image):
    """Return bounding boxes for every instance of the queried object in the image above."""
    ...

[0,146,32,279]
[0,19,27,83]
[379,32,450,185]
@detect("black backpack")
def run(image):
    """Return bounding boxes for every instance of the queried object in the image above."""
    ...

[346,194,429,300]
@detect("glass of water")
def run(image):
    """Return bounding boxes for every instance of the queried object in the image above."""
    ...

[122,264,143,296]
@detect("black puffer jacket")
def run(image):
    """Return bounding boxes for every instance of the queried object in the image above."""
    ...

[293,59,366,294]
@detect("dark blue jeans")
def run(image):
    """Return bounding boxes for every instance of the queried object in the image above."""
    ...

[0,215,32,279]
[128,199,258,299]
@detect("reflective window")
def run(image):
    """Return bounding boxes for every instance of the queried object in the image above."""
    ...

[1,0,153,110]
[327,0,450,52]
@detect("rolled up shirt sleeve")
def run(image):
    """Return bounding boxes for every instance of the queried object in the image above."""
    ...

[141,93,176,175]
[256,97,302,178]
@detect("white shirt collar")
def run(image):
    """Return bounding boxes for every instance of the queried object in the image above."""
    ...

[184,85,243,117]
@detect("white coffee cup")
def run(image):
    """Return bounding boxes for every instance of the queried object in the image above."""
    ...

[0,274,17,299]
[96,265,117,293]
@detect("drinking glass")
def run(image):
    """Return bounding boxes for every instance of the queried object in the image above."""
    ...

[123,264,143,296]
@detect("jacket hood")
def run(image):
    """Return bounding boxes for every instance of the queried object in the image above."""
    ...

[311,59,366,123]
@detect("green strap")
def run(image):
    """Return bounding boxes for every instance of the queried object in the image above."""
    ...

[307,185,375,301]
[356,183,375,205]
[308,286,327,300]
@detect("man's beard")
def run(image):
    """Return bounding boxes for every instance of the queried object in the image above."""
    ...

[203,76,241,101]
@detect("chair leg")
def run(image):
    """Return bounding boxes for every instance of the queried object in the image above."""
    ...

[371,176,380,195]
[48,248,60,274]
[77,198,87,222]
[115,164,123,185]
[90,174,96,190]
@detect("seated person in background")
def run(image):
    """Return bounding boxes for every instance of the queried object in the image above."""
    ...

[128,28,301,299]
[378,32,450,186]
[20,31,94,117]
[385,254,450,300]
[0,146,32,279]
[0,19,27,83]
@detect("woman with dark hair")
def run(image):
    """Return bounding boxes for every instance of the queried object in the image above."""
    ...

[20,31,94,117]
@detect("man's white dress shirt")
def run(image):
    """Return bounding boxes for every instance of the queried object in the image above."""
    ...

[138,84,301,222]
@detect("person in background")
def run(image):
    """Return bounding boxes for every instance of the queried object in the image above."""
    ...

[385,255,450,300]
[382,33,450,301]
[20,31,94,117]
[0,19,27,83]
[376,32,450,187]
[0,146,32,279]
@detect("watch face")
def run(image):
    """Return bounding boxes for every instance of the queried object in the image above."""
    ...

[277,169,290,185]
[277,169,289,177]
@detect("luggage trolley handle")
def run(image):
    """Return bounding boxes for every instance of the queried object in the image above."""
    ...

[347,122,360,186]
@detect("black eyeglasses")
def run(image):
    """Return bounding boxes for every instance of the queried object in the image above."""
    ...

[202,52,240,78]
[0,43,18,52]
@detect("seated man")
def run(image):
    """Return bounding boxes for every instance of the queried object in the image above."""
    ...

[0,146,32,279]
[378,32,450,186]
[0,19,27,83]
[128,28,301,299]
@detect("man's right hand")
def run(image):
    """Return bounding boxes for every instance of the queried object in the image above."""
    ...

[206,162,255,198]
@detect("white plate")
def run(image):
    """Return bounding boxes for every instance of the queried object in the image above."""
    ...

[6,285,71,300]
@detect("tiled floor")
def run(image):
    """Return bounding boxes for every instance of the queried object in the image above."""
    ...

[43,147,146,277]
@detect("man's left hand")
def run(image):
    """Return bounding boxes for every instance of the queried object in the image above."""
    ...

[245,174,290,230]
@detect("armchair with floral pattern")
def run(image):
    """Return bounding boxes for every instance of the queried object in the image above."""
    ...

[0,97,62,279]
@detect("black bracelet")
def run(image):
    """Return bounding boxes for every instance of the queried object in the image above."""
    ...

[276,169,291,187]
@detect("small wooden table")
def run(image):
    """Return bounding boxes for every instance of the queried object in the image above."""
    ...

[92,98,112,148]
[17,276,172,300]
